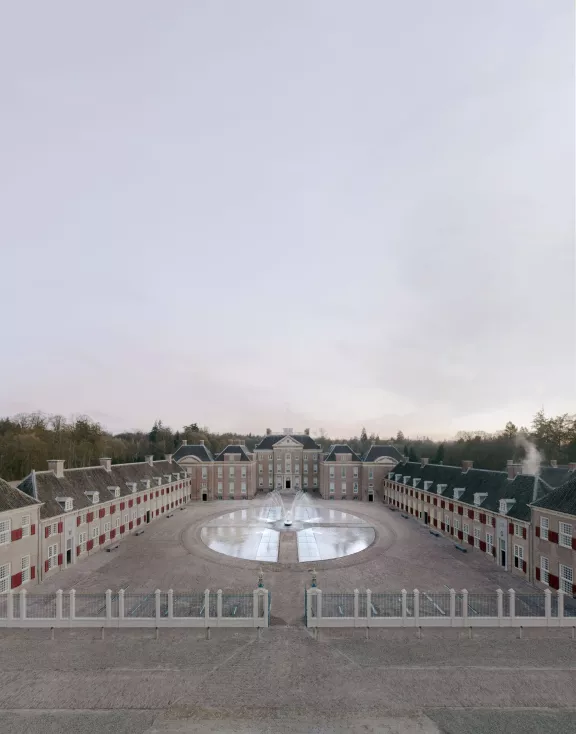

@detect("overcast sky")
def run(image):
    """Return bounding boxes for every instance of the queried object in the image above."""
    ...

[1,1,574,439]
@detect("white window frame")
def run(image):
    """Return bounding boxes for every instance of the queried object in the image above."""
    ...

[78,532,87,552]
[353,482,359,494]
[201,467,208,479]
[341,482,346,492]
[258,464,263,474]
[463,523,470,536]
[228,481,235,495]
[559,522,573,549]
[21,515,31,538]
[0,563,10,594]
[303,478,308,488]
[217,467,223,478]
[329,467,335,478]
[80,513,88,525]
[313,464,318,474]
[486,533,494,554]
[559,564,573,595]
[513,544,524,568]
[313,477,318,487]
[268,463,273,473]
[47,543,58,570]
[92,526,99,539]
[341,467,346,479]
[241,482,247,494]
[445,515,451,533]
[540,555,549,585]
[217,482,223,494]
[115,517,120,528]
[228,466,235,478]
[21,555,30,583]
[258,477,263,487]
[473,527,481,548]
[454,518,460,531]
[353,467,359,478]
[104,521,111,534]
[540,517,549,540]
[329,482,335,494]
[123,513,129,524]
[369,468,374,480]
[514,523,522,538]
[0,518,11,546]
[241,467,247,478]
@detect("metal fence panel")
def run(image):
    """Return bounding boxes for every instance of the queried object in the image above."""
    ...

[26,595,56,619]
[515,594,546,617]
[466,594,499,617]
[320,593,355,618]
[173,593,205,618]
[419,593,450,618]
[0,595,6,619]
[74,594,107,618]
[124,593,156,618]
[563,597,576,618]
[221,593,252,618]
[370,593,404,618]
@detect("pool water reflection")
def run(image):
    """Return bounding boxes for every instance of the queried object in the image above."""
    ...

[200,505,375,563]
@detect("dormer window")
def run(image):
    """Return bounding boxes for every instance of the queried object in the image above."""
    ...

[126,482,137,494]
[453,487,465,500]
[474,492,488,507]
[57,497,73,512]
[424,481,433,491]
[388,472,394,480]
[499,499,515,515]
[436,484,447,495]
[403,476,410,484]
[85,491,99,505]
[155,477,162,486]
[413,478,421,487]
[108,486,121,499]
[395,474,402,482]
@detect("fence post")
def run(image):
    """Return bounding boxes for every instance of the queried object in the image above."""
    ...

[105,589,112,623]
[354,589,359,625]
[306,588,313,626]
[558,590,564,623]
[155,589,161,620]
[204,589,210,626]
[7,591,13,622]
[366,589,372,624]
[449,589,456,626]
[413,589,420,626]
[20,589,27,620]
[496,589,503,627]
[509,589,516,625]
[401,589,407,626]
[118,589,124,621]
[217,589,223,624]
[462,589,468,626]
[56,589,63,621]
[317,589,322,624]
[253,589,259,625]
[167,589,174,620]
[544,588,551,625]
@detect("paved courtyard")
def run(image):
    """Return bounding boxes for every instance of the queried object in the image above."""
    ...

[2,497,576,733]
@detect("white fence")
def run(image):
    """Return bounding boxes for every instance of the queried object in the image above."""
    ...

[0,588,270,628]
[306,588,576,628]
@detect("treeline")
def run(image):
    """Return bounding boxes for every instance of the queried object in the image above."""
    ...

[0,411,574,482]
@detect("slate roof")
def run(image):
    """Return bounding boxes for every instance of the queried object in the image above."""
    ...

[538,466,574,488]
[172,444,214,462]
[255,434,321,450]
[531,472,576,517]
[0,477,40,513]
[324,444,363,462]
[390,461,552,521]
[18,460,184,519]
[213,445,252,462]
[363,445,404,463]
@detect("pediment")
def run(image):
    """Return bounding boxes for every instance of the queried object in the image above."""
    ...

[274,435,304,448]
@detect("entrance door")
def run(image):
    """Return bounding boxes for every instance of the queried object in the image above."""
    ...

[499,538,506,568]
[146,510,151,523]
[202,494,207,502]
[424,512,429,525]
[368,494,374,502]
[285,479,291,490]
[66,538,72,566]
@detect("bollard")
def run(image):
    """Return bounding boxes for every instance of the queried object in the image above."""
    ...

[571,627,575,640]
[100,627,105,640]
[519,625,523,640]
[50,627,54,640]
[468,626,472,639]
[155,627,159,640]
[365,627,369,641]
[257,626,262,641]
[417,626,422,640]
[205,627,211,640]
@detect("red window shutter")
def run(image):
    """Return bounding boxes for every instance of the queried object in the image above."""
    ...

[57,553,63,566]
[550,574,559,590]
[479,513,486,524]
[549,530,559,544]
[120,525,125,533]
[433,498,437,506]
[162,506,165,513]
[120,502,125,510]
[457,506,463,515]
[440,522,445,531]
[522,560,527,573]
[535,567,540,581]
[110,529,116,540]
[458,530,463,541]
[433,519,437,527]
[76,546,81,556]
[110,505,115,514]
[426,496,430,503]
[87,512,94,523]
[137,497,141,504]
[99,534,105,545]
[87,539,94,551]
[572,537,576,551]
[492,546,496,557]
[30,566,35,580]
[44,560,49,573]
[128,521,133,530]
[491,517,496,527]
[11,572,22,589]
[508,523,514,535]
[99,508,105,519]
[468,535,474,545]
[129,500,133,508]
[441,501,445,509]
[161,488,165,495]
[76,516,81,527]
[144,494,147,502]
[156,491,159,498]
[449,503,454,512]
[535,526,540,538]
[137,518,141,526]
[468,509,474,519]
[479,540,486,552]
[31,523,36,535]
[57,521,63,533]
[44,526,50,538]
[11,528,22,542]
[156,509,159,516]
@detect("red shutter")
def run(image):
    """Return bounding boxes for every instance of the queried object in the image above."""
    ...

[128,499,133,508]
[44,526,50,538]
[110,505,115,514]
[449,503,454,512]
[457,506,463,515]
[492,546,496,557]
[110,529,116,540]
[120,502,125,510]
[440,522,445,531]
[137,497,141,504]
[161,488,165,495]
[57,521,63,533]
[44,560,49,573]
[30,566,35,580]
[467,535,474,545]
[549,530,559,544]
[144,494,147,502]
[572,537,576,551]
[479,513,486,524]
[426,496,430,503]
[129,521,133,530]
[76,546,81,556]
[57,553,63,566]
[87,512,94,523]
[156,491,159,498]
[11,572,22,589]
[458,530,463,541]
[535,526,540,538]
[479,540,486,552]
[76,516,81,527]
[522,560,527,573]
[87,539,94,551]
[522,527,527,539]
[491,517,496,527]
[508,523,514,535]
[120,525,125,534]
[441,500,445,509]
[535,567,540,581]
[156,509,159,516]
[433,519,437,527]
[137,518,141,526]
[550,574,559,590]
[99,508,105,519]
[433,498,437,506]
[468,509,474,519]
[11,528,23,542]
[31,524,36,535]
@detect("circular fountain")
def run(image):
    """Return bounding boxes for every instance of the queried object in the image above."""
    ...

[200,490,376,563]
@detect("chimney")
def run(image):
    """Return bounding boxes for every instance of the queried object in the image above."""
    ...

[181,439,187,446]
[47,460,65,478]
[99,457,112,472]
[569,462,576,471]
[550,460,558,468]
[165,454,173,464]
[421,458,429,466]
[199,440,204,445]
[462,460,474,472]
[145,455,154,467]
[506,460,521,480]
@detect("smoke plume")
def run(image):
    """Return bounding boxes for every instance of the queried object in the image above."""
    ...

[516,434,543,476]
